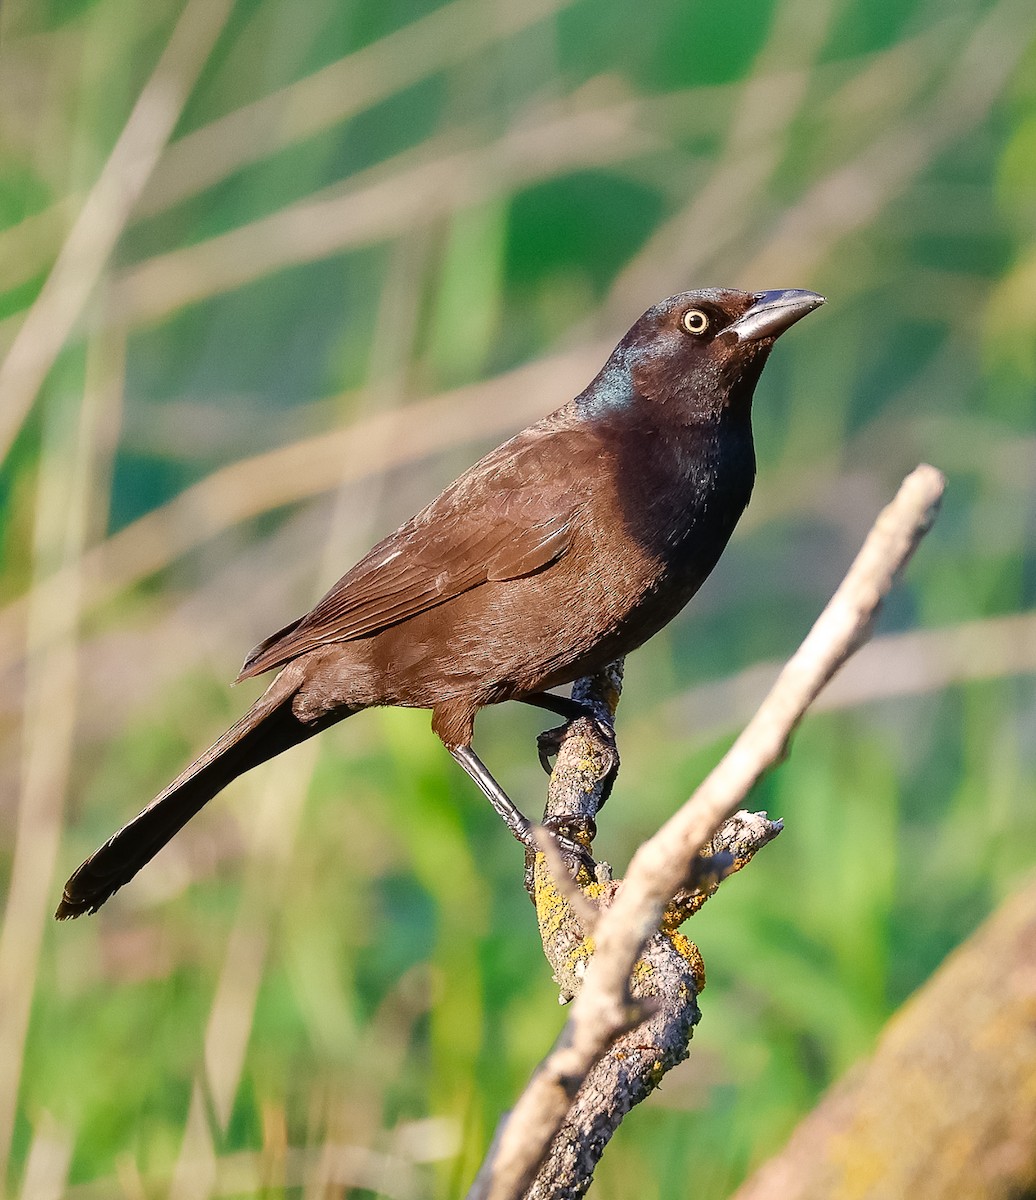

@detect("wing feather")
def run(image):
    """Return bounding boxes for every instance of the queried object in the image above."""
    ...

[237,420,589,680]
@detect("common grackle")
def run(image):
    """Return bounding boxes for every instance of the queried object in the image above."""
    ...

[57,287,823,919]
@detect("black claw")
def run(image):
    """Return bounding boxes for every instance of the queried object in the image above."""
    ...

[590,714,617,749]
[523,823,595,896]
[546,834,595,878]
[543,816,597,876]
[536,724,567,774]
[536,707,617,777]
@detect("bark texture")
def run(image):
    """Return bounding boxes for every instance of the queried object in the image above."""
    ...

[733,876,1036,1200]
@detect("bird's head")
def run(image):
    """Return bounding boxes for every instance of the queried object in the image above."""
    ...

[593,288,825,420]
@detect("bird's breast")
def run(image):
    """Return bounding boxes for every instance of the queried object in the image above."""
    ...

[562,416,754,651]
[606,418,753,569]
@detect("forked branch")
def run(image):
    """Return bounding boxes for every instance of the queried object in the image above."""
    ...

[469,463,947,1200]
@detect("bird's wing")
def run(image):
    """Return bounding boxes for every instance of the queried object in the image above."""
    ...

[237,421,587,679]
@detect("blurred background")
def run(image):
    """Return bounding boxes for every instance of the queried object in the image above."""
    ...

[1,0,1035,1196]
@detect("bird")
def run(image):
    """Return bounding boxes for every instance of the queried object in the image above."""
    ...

[56,287,824,920]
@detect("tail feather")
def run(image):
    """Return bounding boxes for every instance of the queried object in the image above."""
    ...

[56,677,336,919]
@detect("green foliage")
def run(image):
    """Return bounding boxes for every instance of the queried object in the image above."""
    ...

[1,0,1034,1196]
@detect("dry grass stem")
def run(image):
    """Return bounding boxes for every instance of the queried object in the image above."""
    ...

[137,0,580,218]
[0,334,124,1178]
[743,0,1034,284]
[109,104,657,329]
[0,0,235,467]
[664,609,1036,745]
[611,0,1031,312]
[611,0,839,312]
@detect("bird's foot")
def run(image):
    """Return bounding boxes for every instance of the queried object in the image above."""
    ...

[523,818,599,899]
[537,723,567,774]
[541,815,597,877]
[537,711,617,776]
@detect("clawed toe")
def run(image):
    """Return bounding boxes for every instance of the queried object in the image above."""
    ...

[557,835,595,877]
[536,710,616,776]
[542,817,597,876]
[589,713,617,749]
[537,724,567,774]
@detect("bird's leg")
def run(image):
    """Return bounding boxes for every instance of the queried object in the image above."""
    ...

[519,691,615,775]
[519,692,593,722]
[448,744,593,875]
[449,745,531,843]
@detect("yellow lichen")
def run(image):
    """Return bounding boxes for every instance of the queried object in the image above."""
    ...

[647,1059,666,1088]
[667,930,706,991]
[632,958,654,983]
[534,861,569,940]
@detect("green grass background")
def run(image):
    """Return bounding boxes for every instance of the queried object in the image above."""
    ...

[1,0,1035,1195]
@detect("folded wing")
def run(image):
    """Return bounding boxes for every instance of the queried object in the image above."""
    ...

[237,421,587,679]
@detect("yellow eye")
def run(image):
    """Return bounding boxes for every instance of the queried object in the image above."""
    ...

[681,308,710,336]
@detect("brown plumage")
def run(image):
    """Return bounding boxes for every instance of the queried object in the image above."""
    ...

[57,287,823,919]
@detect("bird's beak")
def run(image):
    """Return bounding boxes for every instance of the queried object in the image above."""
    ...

[724,289,825,343]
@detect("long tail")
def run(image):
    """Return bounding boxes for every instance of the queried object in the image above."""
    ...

[56,674,343,919]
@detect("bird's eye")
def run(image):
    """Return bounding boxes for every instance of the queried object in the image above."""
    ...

[681,308,710,336]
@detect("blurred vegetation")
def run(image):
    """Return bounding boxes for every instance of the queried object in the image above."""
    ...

[1,0,1034,1196]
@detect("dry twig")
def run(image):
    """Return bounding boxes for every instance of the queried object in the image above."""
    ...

[480,665,783,1198]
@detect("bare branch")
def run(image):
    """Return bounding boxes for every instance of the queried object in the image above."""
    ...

[528,665,624,1000]
[475,463,946,1200]
[520,810,780,1198]
[476,806,780,1198]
